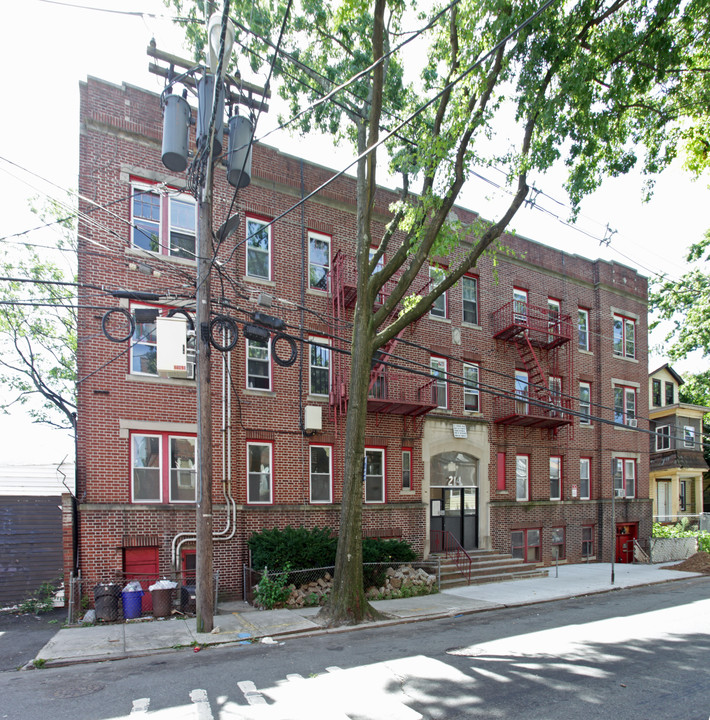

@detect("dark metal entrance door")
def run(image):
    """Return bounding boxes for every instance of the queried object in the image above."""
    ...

[430,487,478,550]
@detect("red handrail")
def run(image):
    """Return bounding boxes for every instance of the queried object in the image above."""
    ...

[431,530,473,584]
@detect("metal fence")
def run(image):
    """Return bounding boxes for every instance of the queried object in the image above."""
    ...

[66,570,218,625]
[244,561,440,608]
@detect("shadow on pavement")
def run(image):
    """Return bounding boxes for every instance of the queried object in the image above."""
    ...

[0,607,67,671]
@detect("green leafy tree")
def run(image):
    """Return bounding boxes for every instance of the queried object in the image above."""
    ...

[0,197,77,433]
[651,232,710,360]
[171,0,708,624]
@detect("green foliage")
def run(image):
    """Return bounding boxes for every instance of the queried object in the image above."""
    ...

[254,565,293,609]
[652,520,710,553]
[17,581,57,615]
[248,526,416,571]
[32,659,47,669]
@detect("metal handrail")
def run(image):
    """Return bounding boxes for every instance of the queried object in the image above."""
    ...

[431,530,473,584]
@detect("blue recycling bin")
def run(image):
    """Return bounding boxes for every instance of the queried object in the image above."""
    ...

[122,590,144,619]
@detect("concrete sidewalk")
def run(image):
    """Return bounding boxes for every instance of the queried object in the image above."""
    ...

[33,563,705,667]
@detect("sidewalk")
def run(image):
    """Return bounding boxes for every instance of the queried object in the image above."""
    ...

[33,563,705,667]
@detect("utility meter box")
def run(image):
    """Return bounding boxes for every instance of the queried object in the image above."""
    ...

[304,405,322,432]
[156,316,188,377]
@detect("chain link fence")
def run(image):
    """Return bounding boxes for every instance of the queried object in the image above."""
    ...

[244,560,440,609]
[66,570,218,625]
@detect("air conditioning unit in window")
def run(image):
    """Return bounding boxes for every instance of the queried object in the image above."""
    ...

[186,348,196,380]
[626,418,638,428]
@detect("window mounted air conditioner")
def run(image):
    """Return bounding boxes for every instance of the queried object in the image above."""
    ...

[626,418,638,428]
[186,348,196,380]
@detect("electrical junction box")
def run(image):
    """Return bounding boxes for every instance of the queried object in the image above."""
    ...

[156,316,188,377]
[304,406,322,432]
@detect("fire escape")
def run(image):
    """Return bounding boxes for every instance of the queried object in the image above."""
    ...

[491,300,574,434]
[329,251,437,432]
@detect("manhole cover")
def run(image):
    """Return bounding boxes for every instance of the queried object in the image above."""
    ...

[51,681,106,698]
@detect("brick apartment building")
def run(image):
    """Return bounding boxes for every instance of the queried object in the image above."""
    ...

[67,76,652,600]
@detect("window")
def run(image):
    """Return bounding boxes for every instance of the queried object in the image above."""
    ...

[246,338,271,390]
[462,276,479,325]
[463,363,480,412]
[131,185,196,259]
[652,378,661,407]
[579,382,591,425]
[614,385,636,426]
[402,449,412,490]
[364,448,385,503]
[665,381,674,405]
[550,456,561,500]
[310,445,332,503]
[582,525,595,558]
[431,357,448,409]
[613,458,636,498]
[131,432,196,504]
[429,266,447,318]
[679,480,688,512]
[684,426,696,449]
[513,288,528,324]
[551,528,565,560]
[515,455,529,501]
[549,376,562,416]
[515,370,529,415]
[613,314,636,358]
[511,528,540,562]
[309,339,330,396]
[247,442,272,504]
[246,216,271,279]
[580,458,591,499]
[656,425,671,451]
[308,231,330,291]
[578,308,589,351]
[548,298,561,342]
[129,304,195,378]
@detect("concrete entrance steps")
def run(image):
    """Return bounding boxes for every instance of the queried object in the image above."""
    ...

[431,550,548,589]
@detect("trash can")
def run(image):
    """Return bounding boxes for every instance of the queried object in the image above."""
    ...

[93,583,121,622]
[180,585,196,615]
[151,588,174,618]
[122,590,144,619]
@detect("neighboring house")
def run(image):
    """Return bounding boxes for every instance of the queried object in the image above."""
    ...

[0,463,75,605]
[68,76,652,601]
[649,365,710,521]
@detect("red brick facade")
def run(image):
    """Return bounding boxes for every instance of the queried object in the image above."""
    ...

[70,77,651,601]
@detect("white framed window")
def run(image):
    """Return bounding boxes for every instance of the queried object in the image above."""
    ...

[548,298,561,341]
[550,456,562,500]
[310,445,332,503]
[614,385,636,426]
[131,431,196,504]
[613,314,636,358]
[429,266,447,318]
[308,231,331,291]
[402,449,412,490]
[463,363,480,412]
[579,382,591,425]
[684,426,696,449]
[364,448,385,503]
[515,370,529,415]
[515,454,529,501]
[246,338,271,390]
[513,288,528,324]
[131,185,196,259]
[656,424,671,451]
[309,338,330,396]
[247,442,272,504]
[462,276,479,325]
[580,458,591,499]
[430,357,448,408]
[246,216,271,279]
[613,458,636,498]
[578,308,589,351]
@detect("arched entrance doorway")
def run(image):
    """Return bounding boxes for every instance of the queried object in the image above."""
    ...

[429,451,478,551]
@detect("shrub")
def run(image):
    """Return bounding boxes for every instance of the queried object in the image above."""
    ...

[17,581,57,615]
[652,521,710,553]
[254,565,292,609]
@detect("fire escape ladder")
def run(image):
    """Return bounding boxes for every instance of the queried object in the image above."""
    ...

[516,333,549,405]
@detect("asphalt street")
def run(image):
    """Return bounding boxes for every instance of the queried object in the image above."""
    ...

[1,576,709,720]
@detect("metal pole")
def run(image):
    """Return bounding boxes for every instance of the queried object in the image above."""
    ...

[611,484,615,585]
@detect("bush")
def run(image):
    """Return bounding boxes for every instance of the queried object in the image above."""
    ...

[254,565,292,609]
[17,581,57,615]
[652,520,710,553]
[247,526,416,572]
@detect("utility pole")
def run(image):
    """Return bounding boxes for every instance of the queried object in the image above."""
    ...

[150,7,269,633]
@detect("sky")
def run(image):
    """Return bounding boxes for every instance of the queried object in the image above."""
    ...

[0,0,708,464]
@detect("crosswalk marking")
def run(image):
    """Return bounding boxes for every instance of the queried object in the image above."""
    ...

[237,680,267,706]
[189,689,214,720]
[130,698,150,714]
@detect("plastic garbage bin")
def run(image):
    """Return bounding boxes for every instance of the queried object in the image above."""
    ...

[122,590,144,619]
[94,583,121,622]
[151,588,174,618]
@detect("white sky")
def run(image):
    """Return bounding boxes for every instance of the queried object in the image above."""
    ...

[0,0,708,464]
